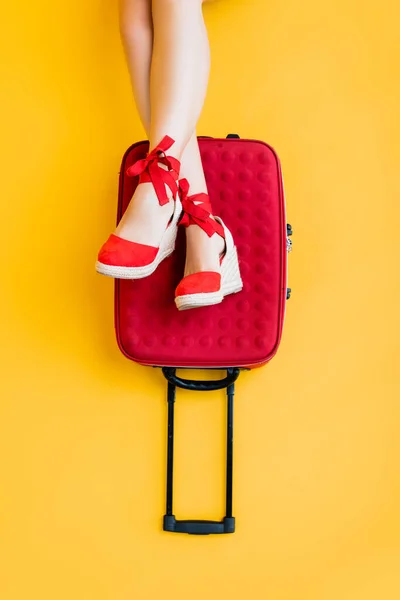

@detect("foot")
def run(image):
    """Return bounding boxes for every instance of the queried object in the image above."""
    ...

[96,135,182,279]
[115,181,174,248]
[178,178,225,276]
[175,214,242,311]
[184,221,225,277]
[175,179,242,310]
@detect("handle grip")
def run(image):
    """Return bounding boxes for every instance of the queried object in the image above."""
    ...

[164,516,235,535]
[162,367,240,391]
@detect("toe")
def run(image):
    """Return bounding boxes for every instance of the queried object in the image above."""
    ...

[175,272,221,297]
[98,234,158,267]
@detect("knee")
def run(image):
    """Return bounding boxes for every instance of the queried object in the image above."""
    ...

[119,5,152,47]
[152,0,204,9]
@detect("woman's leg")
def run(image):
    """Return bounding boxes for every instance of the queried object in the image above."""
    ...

[119,0,153,131]
[117,0,173,248]
[150,0,225,277]
[149,0,209,154]
[117,0,222,271]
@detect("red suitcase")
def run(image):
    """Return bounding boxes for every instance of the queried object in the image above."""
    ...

[114,135,291,534]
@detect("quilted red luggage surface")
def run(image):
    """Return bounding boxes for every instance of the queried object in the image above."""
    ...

[115,137,287,369]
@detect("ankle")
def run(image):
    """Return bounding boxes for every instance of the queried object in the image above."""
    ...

[179,177,208,197]
[130,183,174,212]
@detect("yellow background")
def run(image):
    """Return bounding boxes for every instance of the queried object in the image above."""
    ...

[1,0,400,598]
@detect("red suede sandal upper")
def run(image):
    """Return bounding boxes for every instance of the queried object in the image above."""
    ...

[126,135,180,206]
[98,234,158,267]
[175,272,222,297]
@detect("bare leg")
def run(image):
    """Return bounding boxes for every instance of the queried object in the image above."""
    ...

[116,0,173,248]
[149,0,209,154]
[117,0,223,271]
[119,0,152,129]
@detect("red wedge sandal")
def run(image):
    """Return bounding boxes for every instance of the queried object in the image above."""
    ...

[96,136,182,279]
[175,178,243,311]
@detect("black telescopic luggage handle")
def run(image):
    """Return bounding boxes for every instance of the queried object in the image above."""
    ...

[161,367,240,535]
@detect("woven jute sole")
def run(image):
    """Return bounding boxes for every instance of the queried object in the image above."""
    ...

[96,198,181,280]
[175,246,243,311]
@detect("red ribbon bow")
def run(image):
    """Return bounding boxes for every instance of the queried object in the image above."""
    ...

[126,136,180,206]
[179,178,217,238]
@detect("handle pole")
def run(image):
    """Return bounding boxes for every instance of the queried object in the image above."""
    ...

[226,378,235,518]
[163,369,239,534]
[166,381,176,516]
